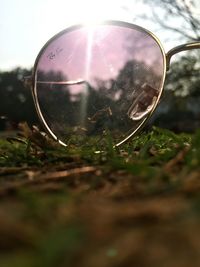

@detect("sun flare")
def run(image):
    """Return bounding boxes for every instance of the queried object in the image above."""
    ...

[44,0,128,27]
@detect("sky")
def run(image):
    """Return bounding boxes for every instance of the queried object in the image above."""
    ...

[0,0,157,70]
[0,0,185,71]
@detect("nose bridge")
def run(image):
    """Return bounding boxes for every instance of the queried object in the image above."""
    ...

[166,42,200,70]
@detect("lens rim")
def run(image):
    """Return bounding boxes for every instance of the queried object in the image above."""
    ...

[32,20,167,147]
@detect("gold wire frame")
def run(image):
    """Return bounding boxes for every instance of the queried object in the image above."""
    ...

[26,20,200,147]
[166,42,200,70]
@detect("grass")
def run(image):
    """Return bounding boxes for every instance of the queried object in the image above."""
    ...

[1,125,200,267]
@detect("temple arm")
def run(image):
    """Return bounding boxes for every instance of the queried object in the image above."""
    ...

[36,79,85,85]
[23,76,85,87]
[166,42,200,70]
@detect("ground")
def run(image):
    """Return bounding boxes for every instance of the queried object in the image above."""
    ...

[0,125,200,267]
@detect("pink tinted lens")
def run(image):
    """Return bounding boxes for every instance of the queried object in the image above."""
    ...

[34,23,165,146]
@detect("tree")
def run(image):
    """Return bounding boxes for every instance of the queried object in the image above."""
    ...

[0,68,38,130]
[141,0,200,41]
[137,0,200,132]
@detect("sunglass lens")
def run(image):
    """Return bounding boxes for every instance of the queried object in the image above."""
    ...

[34,22,165,146]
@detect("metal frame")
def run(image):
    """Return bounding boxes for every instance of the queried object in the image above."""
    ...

[166,42,200,70]
[26,20,200,147]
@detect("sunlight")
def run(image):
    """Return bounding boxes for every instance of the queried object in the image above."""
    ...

[38,0,129,33]
[58,0,126,24]
[1,0,152,70]
[85,26,95,80]
[34,0,131,61]
[79,26,95,125]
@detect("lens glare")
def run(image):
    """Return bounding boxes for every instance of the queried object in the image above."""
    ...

[34,22,165,146]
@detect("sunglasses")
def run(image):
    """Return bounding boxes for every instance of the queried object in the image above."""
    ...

[24,20,200,147]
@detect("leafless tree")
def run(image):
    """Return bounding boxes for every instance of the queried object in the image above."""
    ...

[142,0,200,41]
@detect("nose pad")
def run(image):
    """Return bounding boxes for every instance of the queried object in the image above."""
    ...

[127,83,159,121]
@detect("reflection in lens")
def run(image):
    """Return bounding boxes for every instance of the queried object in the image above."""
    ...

[127,83,159,121]
[34,22,165,147]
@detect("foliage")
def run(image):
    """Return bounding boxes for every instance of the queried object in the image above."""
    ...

[135,0,200,128]
[136,0,200,131]
[0,68,38,130]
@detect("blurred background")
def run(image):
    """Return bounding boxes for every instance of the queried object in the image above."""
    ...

[0,0,200,134]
